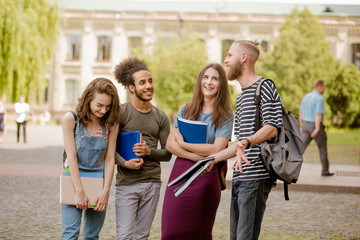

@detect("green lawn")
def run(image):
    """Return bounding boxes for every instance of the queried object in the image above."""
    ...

[326,128,360,146]
[303,128,360,166]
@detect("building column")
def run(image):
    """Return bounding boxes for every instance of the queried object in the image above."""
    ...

[144,22,155,55]
[49,29,64,113]
[335,27,349,64]
[112,21,128,104]
[113,22,127,65]
[81,21,94,90]
[207,24,221,63]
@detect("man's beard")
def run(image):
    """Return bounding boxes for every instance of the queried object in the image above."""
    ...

[134,86,153,102]
[226,61,243,80]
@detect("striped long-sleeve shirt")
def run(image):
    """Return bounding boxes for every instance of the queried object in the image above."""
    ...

[233,77,283,182]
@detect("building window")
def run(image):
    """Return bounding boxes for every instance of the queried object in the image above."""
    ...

[65,79,79,105]
[159,37,174,46]
[128,36,143,57]
[97,36,111,61]
[222,39,234,62]
[351,43,360,69]
[66,35,81,61]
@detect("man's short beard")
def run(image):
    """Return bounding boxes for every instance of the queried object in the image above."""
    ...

[226,61,243,80]
[134,86,153,102]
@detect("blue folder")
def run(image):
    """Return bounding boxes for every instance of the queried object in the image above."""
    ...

[177,117,208,144]
[116,131,140,161]
[63,168,104,178]
[63,169,103,178]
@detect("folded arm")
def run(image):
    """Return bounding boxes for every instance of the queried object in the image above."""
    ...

[174,128,229,156]
[166,128,204,161]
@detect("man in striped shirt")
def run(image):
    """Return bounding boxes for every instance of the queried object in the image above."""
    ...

[206,40,283,240]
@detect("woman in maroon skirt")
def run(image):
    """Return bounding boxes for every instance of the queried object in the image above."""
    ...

[161,63,234,240]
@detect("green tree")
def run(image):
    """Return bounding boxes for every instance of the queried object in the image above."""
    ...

[327,63,360,127]
[257,8,337,123]
[135,30,208,121]
[0,0,59,103]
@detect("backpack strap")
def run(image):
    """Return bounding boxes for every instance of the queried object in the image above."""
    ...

[254,78,274,132]
[284,182,289,201]
[70,110,78,134]
[63,110,78,168]
[70,109,78,122]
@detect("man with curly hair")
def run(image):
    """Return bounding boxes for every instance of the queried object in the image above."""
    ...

[113,58,172,240]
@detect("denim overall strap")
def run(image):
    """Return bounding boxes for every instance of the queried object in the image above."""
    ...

[75,120,81,150]
[101,124,107,140]
[76,122,107,172]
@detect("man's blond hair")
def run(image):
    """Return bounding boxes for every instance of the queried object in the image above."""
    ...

[232,39,261,65]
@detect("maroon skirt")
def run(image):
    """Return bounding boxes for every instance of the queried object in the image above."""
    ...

[161,157,221,240]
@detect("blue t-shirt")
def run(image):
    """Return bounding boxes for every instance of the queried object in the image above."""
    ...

[174,105,234,144]
[300,90,324,122]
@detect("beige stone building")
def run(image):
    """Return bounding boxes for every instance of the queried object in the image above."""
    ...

[49,0,360,119]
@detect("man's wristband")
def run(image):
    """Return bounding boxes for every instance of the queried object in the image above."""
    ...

[244,138,251,149]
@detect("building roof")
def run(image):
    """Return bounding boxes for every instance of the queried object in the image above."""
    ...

[62,0,360,17]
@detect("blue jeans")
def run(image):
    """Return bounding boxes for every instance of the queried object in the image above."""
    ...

[230,178,274,240]
[61,204,106,240]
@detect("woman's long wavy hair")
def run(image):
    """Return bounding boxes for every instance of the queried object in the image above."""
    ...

[76,78,122,128]
[184,63,233,129]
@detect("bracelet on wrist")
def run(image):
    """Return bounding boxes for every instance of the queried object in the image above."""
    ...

[244,138,251,149]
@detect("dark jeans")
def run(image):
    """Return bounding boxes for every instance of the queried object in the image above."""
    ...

[230,178,274,240]
[16,121,27,143]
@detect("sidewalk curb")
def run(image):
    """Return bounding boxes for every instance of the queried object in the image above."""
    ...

[275,182,360,194]
[225,180,360,194]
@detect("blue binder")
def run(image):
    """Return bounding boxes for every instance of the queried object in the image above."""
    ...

[116,131,141,161]
[177,117,208,144]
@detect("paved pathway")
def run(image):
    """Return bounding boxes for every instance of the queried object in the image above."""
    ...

[0,124,359,239]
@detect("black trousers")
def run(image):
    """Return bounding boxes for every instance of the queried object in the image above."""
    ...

[301,122,330,174]
[17,121,27,142]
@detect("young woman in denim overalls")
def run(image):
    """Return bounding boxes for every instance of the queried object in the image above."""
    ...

[61,78,121,239]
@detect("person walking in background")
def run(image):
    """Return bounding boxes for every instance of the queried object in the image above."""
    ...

[113,58,172,240]
[161,63,234,240]
[0,101,6,143]
[299,79,334,176]
[61,78,121,239]
[40,109,51,126]
[204,40,283,240]
[14,95,30,143]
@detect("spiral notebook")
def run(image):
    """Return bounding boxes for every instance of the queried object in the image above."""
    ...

[167,156,215,197]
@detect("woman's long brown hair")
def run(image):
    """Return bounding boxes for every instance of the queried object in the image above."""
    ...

[184,63,233,129]
[76,77,122,128]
